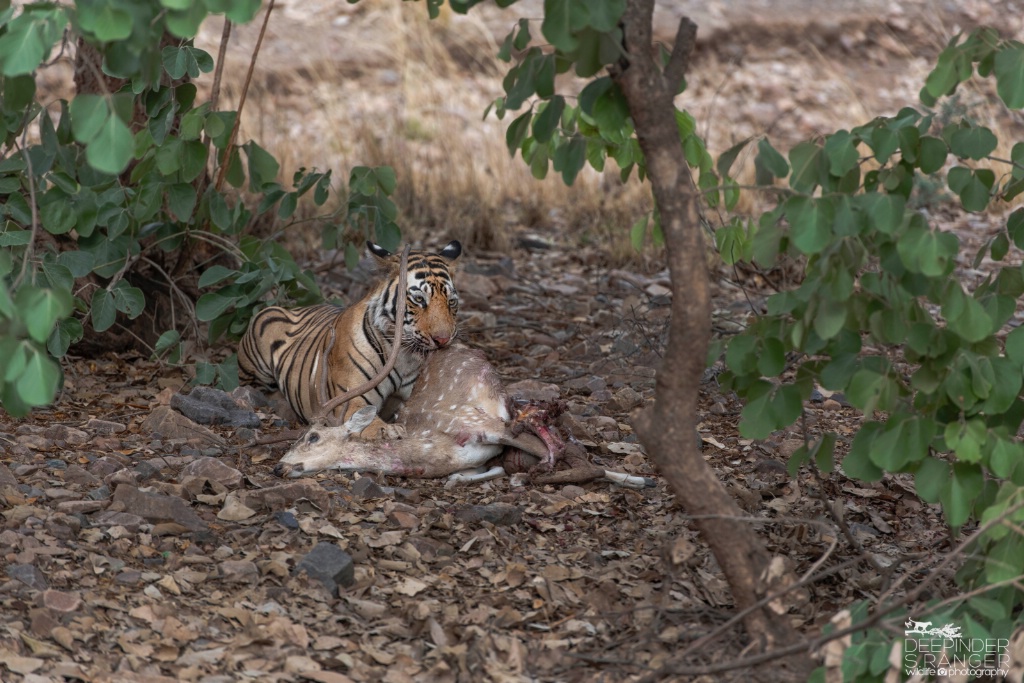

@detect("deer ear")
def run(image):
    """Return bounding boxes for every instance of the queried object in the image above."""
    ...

[343,405,379,435]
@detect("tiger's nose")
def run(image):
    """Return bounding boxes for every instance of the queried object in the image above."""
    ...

[433,334,451,347]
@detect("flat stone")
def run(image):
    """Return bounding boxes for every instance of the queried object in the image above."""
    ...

[84,418,126,435]
[90,511,146,531]
[242,480,330,513]
[42,425,89,445]
[506,379,560,403]
[111,484,207,532]
[404,536,455,560]
[63,464,100,487]
[180,457,243,489]
[141,406,226,446]
[351,476,386,500]
[294,542,355,596]
[171,386,261,429]
[42,589,81,613]
[55,500,107,514]
[88,457,126,479]
[273,511,299,529]
[218,560,259,583]
[29,608,59,638]
[0,462,18,487]
[453,503,522,526]
[8,564,48,590]
[609,386,645,412]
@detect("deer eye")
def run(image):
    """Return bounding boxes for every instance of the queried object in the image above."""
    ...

[307,432,320,445]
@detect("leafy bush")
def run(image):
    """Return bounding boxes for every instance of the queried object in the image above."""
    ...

[714,27,1024,673]
[0,0,400,414]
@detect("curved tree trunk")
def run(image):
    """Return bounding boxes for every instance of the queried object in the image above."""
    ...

[610,2,812,675]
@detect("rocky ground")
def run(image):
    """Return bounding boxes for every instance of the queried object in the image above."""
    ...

[3,0,1024,681]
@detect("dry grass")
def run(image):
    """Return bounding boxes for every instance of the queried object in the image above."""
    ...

[200,0,655,265]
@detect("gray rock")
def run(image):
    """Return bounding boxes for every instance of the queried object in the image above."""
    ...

[351,476,386,500]
[90,511,146,531]
[141,406,226,445]
[8,564,47,590]
[454,503,522,526]
[294,542,355,596]
[273,511,299,529]
[242,480,331,513]
[85,419,126,435]
[111,484,207,532]
[171,386,261,429]
[88,457,126,479]
[219,560,259,583]
[609,386,645,412]
[180,457,243,489]
[506,379,560,402]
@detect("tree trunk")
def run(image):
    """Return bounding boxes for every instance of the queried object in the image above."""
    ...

[610,1,811,673]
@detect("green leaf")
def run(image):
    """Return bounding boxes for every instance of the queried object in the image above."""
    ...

[994,45,1024,109]
[946,294,993,343]
[918,136,948,174]
[785,196,833,255]
[541,0,579,52]
[78,3,132,41]
[824,130,860,177]
[914,458,948,503]
[15,345,61,407]
[844,422,884,481]
[506,110,532,155]
[0,9,64,76]
[244,141,280,190]
[950,126,998,161]
[871,415,935,470]
[1006,324,1024,366]
[111,282,145,318]
[195,290,239,321]
[16,287,72,344]
[167,182,197,221]
[944,419,986,463]
[756,138,789,178]
[69,94,107,144]
[717,137,751,179]
[629,214,648,252]
[532,96,565,144]
[86,113,133,175]
[942,462,983,529]
[91,289,116,332]
[788,141,824,192]
[948,166,993,213]
[48,317,83,359]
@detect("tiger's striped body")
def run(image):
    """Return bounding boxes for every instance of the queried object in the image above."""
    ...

[238,241,461,433]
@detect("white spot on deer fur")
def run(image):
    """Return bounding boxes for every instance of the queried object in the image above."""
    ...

[449,405,457,411]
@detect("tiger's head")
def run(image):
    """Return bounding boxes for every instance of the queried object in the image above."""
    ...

[368,240,462,353]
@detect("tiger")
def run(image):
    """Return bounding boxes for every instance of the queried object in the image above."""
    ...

[237,240,462,435]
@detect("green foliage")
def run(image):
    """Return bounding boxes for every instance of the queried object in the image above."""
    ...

[0,0,401,414]
[474,0,730,243]
[711,27,1024,677]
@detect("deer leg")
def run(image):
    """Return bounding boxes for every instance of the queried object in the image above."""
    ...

[445,465,507,487]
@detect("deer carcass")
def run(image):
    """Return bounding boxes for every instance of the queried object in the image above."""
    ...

[273,344,654,489]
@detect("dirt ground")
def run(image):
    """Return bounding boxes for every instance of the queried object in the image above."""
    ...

[2,1,1023,682]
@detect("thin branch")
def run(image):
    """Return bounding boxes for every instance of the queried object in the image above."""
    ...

[214,0,274,192]
[663,17,698,92]
[13,109,40,290]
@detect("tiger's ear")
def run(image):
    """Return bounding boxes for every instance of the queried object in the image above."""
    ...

[438,240,462,262]
[367,241,396,269]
